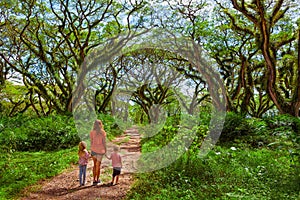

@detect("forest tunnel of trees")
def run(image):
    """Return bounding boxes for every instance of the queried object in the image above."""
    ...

[1,2,300,199]
[0,0,300,119]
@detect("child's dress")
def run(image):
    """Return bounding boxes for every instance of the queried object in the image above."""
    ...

[79,149,89,186]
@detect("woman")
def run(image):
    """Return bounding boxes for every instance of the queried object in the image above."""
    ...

[90,119,107,185]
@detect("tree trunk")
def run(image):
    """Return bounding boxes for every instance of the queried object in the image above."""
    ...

[293,29,300,117]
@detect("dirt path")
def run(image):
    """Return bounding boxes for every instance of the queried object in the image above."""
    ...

[20,127,141,200]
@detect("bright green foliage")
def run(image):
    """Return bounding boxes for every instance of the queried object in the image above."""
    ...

[0,113,124,152]
[0,82,29,116]
[0,147,78,200]
[127,148,299,200]
[126,113,300,200]
[0,115,80,152]
[219,112,254,143]
[139,115,181,150]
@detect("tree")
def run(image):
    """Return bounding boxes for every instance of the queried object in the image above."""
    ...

[155,0,227,113]
[114,49,183,123]
[220,0,300,116]
[0,0,149,116]
[204,5,274,117]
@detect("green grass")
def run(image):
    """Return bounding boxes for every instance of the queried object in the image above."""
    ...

[126,147,300,200]
[0,113,124,200]
[0,147,78,200]
[0,113,299,199]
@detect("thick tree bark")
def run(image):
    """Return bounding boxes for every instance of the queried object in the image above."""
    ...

[229,0,299,116]
[293,30,300,117]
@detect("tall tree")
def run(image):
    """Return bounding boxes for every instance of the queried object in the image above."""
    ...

[115,49,183,123]
[0,0,149,116]
[220,0,300,116]
[204,6,274,117]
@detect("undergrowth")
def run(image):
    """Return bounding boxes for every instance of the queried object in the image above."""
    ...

[0,147,78,200]
[126,113,300,200]
[126,148,299,200]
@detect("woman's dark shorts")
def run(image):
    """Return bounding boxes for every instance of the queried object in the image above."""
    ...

[91,151,104,161]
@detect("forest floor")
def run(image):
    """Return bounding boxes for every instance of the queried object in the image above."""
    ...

[20,127,141,200]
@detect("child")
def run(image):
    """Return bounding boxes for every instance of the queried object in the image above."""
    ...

[106,146,122,186]
[78,141,90,186]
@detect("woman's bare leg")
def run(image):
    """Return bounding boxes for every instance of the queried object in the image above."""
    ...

[92,157,98,182]
[95,161,101,182]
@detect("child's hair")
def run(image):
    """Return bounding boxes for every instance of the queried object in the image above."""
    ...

[113,146,119,152]
[78,141,87,156]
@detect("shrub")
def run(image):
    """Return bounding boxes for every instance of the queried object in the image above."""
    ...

[0,113,124,152]
[264,114,300,185]
[0,115,80,152]
[219,112,254,143]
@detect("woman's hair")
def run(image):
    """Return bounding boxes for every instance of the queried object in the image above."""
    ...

[93,119,105,135]
[78,141,87,156]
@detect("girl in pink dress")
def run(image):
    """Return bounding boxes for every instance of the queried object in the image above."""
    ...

[78,141,90,186]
